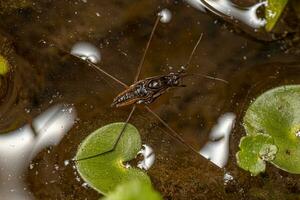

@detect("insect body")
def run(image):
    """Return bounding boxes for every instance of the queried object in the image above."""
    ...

[71,13,227,162]
[111,72,185,107]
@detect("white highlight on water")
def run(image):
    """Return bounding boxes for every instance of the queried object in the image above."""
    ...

[186,0,267,28]
[199,112,236,168]
[0,104,77,200]
[71,42,101,64]
[158,9,172,23]
[137,144,155,170]
[296,130,300,138]
[223,172,234,185]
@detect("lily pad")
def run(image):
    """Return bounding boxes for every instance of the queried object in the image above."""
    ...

[236,134,278,176]
[242,85,300,174]
[102,180,162,200]
[75,122,151,195]
[0,55,9,75]
[265,0,288,31]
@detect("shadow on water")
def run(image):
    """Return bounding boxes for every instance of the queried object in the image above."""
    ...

[0,0,299,199]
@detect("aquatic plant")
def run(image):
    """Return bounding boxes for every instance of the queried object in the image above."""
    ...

[237,85,300,175]
[0,55,9,75]
[265,0,288,31]
[101,180,162,200]
[237,134,277,176]
[75,122,150,195]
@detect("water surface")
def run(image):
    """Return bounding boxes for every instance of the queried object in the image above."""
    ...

[0,0,299,199]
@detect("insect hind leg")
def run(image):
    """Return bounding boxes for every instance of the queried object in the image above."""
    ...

[144,105,200,155]
[74,105,136,162]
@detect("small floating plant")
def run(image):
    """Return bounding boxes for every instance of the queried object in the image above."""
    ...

[0,55,9,75]
[236,85,300,175]
[75,122,152,196]
[101,180,162,200]
[265,0,288,31]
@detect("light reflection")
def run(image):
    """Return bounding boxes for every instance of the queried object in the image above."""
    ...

[137,144,155,170]
[223,171,234,185]
[186,0,266,28]
[158,9,172,23]
[70,42,101,64]
[0,104,76,199]
[199,113,236,168]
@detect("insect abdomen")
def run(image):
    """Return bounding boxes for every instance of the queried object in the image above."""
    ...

[111,89,142,107]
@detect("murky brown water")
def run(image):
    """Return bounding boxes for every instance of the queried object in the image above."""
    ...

[0,0,300,199]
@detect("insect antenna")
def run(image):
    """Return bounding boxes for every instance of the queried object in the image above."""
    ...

[144,105,200,155]
[179,33,228,84]
[181,33,204,72]
[74,105,136,162]
[134,14,161,83]
[185,73,228,84]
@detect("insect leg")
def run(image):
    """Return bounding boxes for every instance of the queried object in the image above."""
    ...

[56,46,129,89]
[144,105,200,155]
[134,14,161,83]
[75,105,136,162]
[85,60,128,89]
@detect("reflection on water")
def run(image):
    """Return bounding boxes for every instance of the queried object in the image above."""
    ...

[158,9,172,24]
[0,104,76,200]
[187,0,266,28]
[70,42,101,64]
[200,113,236,168]
[223,172,234,185]
[0,0,299,198]
[137,144,155,170]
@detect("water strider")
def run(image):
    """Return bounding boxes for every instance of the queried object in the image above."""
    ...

[67,12,227,162]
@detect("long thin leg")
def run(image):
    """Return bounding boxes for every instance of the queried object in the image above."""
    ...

[144,105,199,155]
[134,15,161,83]
[183,33,203,71]
[57,46,128,89]
[85,60,128,89]
[75,105,136,162]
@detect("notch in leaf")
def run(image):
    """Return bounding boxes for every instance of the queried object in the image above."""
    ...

[75,122,151,195]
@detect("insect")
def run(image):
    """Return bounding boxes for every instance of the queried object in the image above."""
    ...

[67,13,227,161]
[111,71,186,107]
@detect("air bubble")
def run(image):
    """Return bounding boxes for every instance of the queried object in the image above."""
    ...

[296,130,300,137]
[70,42,101,64]
[137,144,155,170]
[158,9,172,23]
[223,172,234,185]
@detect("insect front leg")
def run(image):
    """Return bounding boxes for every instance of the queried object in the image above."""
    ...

[75,105,136,162]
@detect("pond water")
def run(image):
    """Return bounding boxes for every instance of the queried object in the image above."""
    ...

[0,0,299,199]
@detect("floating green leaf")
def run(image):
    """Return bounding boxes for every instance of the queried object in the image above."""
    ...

[236,134,277,176]
[265,0,288,31]
[75,122,151,195]
[0,55,9,75]
[102,180,162,200]
[240,85,300,174]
